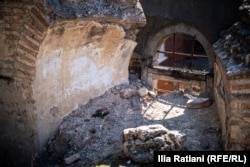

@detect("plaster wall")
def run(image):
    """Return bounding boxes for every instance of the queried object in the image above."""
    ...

[33,20,137,150]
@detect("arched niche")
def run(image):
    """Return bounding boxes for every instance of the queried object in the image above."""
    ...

[143,23,215,95]
[145,23,215,69]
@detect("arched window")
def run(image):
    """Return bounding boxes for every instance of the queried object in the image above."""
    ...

[155,33,209,74]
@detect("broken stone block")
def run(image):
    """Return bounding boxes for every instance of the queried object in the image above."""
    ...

[122,124,186,163]
[186,97,212,109]
[138,87,149,97]
[64,153,81,165]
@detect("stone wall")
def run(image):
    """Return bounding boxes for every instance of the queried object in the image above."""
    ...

[0,0,48,166]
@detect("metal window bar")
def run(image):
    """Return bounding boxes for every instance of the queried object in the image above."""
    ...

[156,51,208,58]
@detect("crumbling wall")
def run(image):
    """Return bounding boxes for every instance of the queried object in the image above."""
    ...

[32,0,145,154]
[0,0,146,166]
[33,19,140,151]
[0,0,48,166]
[213,0,250,150]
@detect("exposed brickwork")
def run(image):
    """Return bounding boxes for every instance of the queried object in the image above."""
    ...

[0,0,49,82]
[0,1,49,166]
[214,57,250,150]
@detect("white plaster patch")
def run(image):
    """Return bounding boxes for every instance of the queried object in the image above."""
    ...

[42,49,62,79]
[67,56,114,96]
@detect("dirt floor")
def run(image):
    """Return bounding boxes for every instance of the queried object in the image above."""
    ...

[40,77,223,167]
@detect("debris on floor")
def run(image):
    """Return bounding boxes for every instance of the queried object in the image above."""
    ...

[38,79,222,166]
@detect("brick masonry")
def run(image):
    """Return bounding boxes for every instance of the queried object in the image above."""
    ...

[0,0,49,166]
[0,0,48,82]
[214,47,250,151]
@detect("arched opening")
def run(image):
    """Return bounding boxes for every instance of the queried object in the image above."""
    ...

[153,33,210,95]
[156,33,209,73]
[143,23,215,96]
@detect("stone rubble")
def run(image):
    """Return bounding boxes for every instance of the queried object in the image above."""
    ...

[213,21,250,74]
[138,87,149,97]
[122,124,186,163]
[39,79,222,166]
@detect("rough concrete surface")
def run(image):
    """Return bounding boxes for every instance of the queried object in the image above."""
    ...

[38,78,222,166]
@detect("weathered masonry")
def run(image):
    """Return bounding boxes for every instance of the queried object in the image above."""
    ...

[0,0,145,166]
[131,0,249,151]
[0,0,250,166]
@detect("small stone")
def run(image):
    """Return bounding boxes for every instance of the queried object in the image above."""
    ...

[64,153,81,165]
[148,90,157,98]
[186,97,212,109]
[138,87,148,97]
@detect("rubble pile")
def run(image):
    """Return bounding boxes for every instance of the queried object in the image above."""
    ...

[123,124,186,163]
[239,0,250,25]
[40,79,222,166]
[213,6,250,74]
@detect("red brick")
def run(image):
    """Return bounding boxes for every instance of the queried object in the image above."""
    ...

[19,39,38,53]
[15,54,35,68]
[31,8,49,27]
[35,2,46,14]
[3,16,13,23]
[0,7,12,13]
[231,102,250,110]
[17,47,36,62]
[5,30,21,37]
[14,61,35,75]
[4,23,11,29]
[229,119,241,126]
[27,14,47,36]
[22,0,34,6]
[24,34,40,47]
[0,2,23,8]
[29,13,47,33]
[6,34,20,40]
[4,39,19,45]
[1,60,14,69]
[24,24,43,40]
[13,71,33,82]
[18,45,37,58]
[13,8,26,14]
[228,72,250,80]
[230,84,250,90]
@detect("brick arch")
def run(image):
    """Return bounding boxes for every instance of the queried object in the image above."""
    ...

[0,1,49,166]
[0,0,49,83]
[145,23,215,69]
